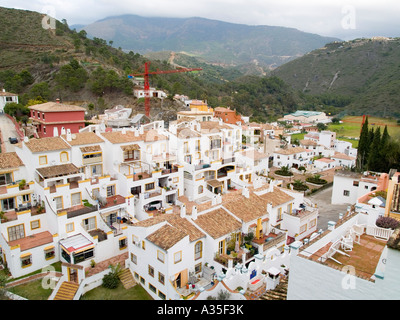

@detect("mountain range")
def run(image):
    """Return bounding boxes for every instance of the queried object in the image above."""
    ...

[272,38,400,117]
[75,14,339,71]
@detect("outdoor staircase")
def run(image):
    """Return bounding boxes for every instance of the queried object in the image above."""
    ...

[119,268,136,289]
[53,281,80,300]
[258,276,288,301]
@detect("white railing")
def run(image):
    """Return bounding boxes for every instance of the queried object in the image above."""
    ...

[366,225,394,241]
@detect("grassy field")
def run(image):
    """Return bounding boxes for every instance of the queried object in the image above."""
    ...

[81,282,153,300]
[288,116,400,149]
[328,116,400,147]
[7,279,53,300]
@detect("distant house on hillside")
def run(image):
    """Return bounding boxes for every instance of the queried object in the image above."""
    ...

[214,107,243,125]
[0,89,18,113]
[279,111,330,124]
[28,100,86,138]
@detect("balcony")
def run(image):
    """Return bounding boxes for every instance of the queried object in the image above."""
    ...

[0,203,46,224]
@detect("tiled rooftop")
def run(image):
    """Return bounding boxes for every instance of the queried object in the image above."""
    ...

[61,132,105,146]
[194,208,242,239]
[25,137,71,152]
[0,152,24,169]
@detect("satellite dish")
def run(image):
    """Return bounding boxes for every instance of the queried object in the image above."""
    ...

[71,134,77,140]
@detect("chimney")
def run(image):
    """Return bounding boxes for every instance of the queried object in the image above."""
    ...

[192,206,197,220]
[180,204,186,218]
[242,186,250,198]
[56,98,60,104]
[212,195,217,206]
[66,129,72,142]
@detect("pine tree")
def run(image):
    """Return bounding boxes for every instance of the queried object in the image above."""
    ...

[379,126,390,172]
[367,126,381,171]
[356,116,369,170]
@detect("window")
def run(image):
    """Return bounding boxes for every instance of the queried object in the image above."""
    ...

[66,222,74,233]
[73,247,94,263]
[21,254,32,268]
[353,181,359,187]
[131,253,137,264]
[148,265,154,277]
[60,151,69,162]
[174,251,182,264]
[107,185,115,197]
[91,164,102,176]
[0,172,13,186]
[309,219,317,228]
[54,196,63,210]
[149,283,156,293]
[194,241,202,260]
[277,207,282,221]
[119,237,127,250]
[158,291,166,300]
[39,156,47,165]
[123,150,139,161]
[157,250,165,263]
[198,185,203,194]
[218,240,225,255]
[300,224,307,234]
[343,190,350,197]
[8,224,25,241]
[195,263,202,274]
[145,183,154,191]
[30,220,40,230]
[45,247,55,260]
[158,272,165,285]
[71,192,81,206]
[2,197,15,211]
[92,188,100,200]
[83,217,96,231]
[22,194,30,203]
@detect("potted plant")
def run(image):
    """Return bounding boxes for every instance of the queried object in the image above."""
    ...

[18,179,26,190]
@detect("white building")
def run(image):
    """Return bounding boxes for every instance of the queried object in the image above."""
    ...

[273,146,312,169]
[0,89,18,113]
[287,207,398,300]
[331,170,383,205]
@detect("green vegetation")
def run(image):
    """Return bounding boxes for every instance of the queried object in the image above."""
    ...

[82,283,153,300]
[273,38,400,117]
[7,278,53,300]
[306,174,328,185]
[102,263,122,289]
[356,116,400,171]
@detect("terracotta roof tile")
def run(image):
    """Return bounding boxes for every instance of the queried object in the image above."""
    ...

[194,208,241,239]
[101,129,167,144]
[28,102,85,112]
[223,194,268,222]
[0,152,23,170]
[257,187,294,207]
[146,224,187,250]
[25,137,70,153]
[61,132,105,146]
[274,146,308,155]
[36,163,79,179]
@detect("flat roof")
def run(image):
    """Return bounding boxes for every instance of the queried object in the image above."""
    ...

[60,233,93,253]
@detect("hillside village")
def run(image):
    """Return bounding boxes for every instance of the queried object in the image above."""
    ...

[0,90,399,302]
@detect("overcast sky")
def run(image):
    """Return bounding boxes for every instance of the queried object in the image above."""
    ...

[2,0,400,40]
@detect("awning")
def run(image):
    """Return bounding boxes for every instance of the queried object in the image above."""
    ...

[60,233,94,253]
[80,145,102,153]
[36,163,80,179]
[121,144,140,152]
[207,179,223,188]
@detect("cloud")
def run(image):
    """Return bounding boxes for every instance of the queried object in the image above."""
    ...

[2,0,400,39]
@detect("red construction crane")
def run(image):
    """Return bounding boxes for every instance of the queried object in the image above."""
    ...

[129,62,202,117]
